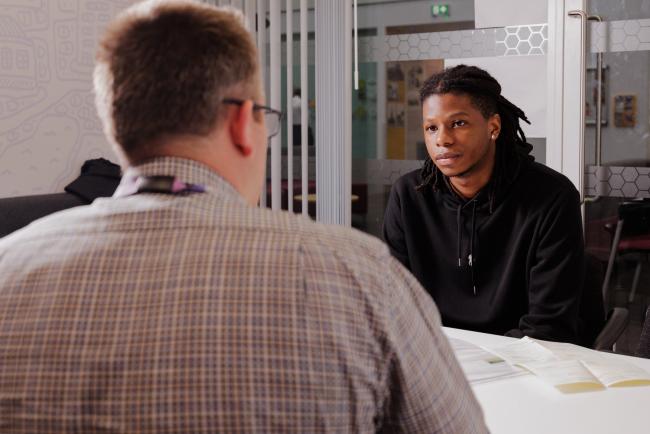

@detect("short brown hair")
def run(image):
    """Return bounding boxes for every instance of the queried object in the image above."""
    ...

[94,0,258,162]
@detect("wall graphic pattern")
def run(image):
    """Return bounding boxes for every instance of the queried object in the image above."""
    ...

[591,19,650,53]
[586,165,650,198]
[359,24,548,62]
[0,0,134,198]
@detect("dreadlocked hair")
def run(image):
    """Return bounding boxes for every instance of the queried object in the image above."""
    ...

[415,65,533,209]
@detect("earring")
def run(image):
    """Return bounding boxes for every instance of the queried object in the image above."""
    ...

[491,134,496,140]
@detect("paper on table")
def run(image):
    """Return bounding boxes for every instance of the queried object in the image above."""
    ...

[519,338,650,387]
[486,336,558,367]
[534,339,605,364]
[488,337,650,393]
[451,338,502,363]
[523,359,605,393]
[583,360,650,387]
[449,338,527,384]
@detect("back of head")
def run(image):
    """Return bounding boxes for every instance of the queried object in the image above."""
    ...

[94,0,258,164]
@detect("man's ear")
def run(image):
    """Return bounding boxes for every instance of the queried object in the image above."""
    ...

[229,99,255,157]
[488,113,501,139]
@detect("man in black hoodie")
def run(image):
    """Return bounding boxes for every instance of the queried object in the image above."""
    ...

[383,65,585,344]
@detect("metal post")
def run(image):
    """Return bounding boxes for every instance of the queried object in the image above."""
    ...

[315,0,352,225]
[270,0,281,210]
[300,0,308,216]
[286,0,294,212]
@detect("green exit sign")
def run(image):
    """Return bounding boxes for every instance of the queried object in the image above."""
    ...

[432,3,450,18]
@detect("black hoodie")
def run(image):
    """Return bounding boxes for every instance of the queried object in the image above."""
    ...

[383,158,585,343]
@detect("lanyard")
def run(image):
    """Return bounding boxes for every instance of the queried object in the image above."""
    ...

[114,175,206,197]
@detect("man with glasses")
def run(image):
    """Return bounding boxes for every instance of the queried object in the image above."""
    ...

[223,98,283,140]
[0,1,487,433]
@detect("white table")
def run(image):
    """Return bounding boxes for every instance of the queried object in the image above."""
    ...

[445,327,650,434]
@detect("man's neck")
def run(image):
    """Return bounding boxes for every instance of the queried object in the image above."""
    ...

[447,145,496,199]
[128,133,255,204]
[448,174,490,200]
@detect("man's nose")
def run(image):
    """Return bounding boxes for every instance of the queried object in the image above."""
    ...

[436,127,453,147]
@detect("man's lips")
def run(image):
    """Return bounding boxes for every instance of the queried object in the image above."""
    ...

[435,153,462,165]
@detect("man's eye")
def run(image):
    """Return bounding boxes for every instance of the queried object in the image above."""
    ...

[452,120,466,127]
[426,125,437,132]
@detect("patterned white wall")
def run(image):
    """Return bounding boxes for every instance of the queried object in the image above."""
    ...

[0,0,137,198]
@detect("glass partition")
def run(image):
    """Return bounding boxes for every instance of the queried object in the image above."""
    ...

[584,0,650,353]
[351,0,549,237]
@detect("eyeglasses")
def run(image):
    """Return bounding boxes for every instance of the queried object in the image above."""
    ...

[222,98,283,139]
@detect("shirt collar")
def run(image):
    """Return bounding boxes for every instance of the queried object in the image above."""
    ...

[114,156,247,205]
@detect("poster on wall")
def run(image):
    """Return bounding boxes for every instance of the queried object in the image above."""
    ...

[385,59,443,160]
[386,62,406,159]
[613,94,636,128]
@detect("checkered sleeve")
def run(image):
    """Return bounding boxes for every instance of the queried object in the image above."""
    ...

[379,254,489,434]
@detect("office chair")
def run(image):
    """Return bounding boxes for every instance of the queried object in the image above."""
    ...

[602,199,650,304]
[0,159,120,238]
[636,306,650,359]
[592,307,630,352]
[0,193,87,238]
[584,252,630,351]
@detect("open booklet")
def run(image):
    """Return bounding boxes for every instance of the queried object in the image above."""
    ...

[449,338,527,384]
[487,336,650,393]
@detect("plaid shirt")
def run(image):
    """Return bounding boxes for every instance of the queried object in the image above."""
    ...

[0,157,486,433]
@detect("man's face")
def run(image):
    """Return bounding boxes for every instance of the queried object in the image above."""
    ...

[422,92,499,180]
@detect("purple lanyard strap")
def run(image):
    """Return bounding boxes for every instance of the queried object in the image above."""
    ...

[116,175,206,197]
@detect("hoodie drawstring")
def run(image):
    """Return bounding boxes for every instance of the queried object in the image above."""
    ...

[456,200,479,296]
[470,200,477,295]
